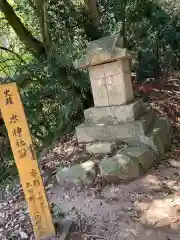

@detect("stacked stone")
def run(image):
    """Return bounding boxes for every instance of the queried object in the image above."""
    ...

[75,35,170,147]
[56,35,171,186]
[75,36,154,143]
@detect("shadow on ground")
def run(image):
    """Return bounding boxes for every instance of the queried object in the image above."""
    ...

[46,126,180,240]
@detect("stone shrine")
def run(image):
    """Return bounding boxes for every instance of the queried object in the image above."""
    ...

[56,35,171,187]
[75,35,158,143]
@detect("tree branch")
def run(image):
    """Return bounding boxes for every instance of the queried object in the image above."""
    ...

[35,0,51,53]
[0,46,25,62]
[115,0,128,48]
[0,0,45,57]
[0,58,16,63]
[84,0,101,27]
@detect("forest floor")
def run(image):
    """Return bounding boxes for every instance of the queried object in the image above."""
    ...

[0,77,180,240]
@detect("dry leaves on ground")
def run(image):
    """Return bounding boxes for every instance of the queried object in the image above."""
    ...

[0,78,180,239]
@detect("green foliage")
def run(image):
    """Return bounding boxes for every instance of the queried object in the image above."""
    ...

[0,52,90,177]
[10,53,89,151]
[1,0,180,180]
[104,0,180,80]
[0,0,94,176]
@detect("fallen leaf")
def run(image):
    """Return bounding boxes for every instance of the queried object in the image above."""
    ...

[19,231,28,239]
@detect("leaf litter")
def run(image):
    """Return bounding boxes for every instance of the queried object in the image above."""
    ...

[1,80,180,239]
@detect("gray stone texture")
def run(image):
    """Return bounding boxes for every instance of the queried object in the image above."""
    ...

[89,59,134,106]
[74,35,136,107]
[56,116,171,185]
[86,142,116,154]
[153,116,171,149]
[84,99,145,124]
[72,34,171,185]
[56,161,96,188]
[74,35,137,68]
[140,117,171,161]
[76,110,156,143]
[122,146,154,172]
[100,153,140,182]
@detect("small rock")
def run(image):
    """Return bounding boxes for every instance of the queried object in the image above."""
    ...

[56,161,96,188]
[140,130,164,160]
[86,142,116,154]
[100,153,140,182]
[19,215,26,222]
[14,224,20,230]
[122,146,154,172]
[140,117,171,161]
[19,231,28,239]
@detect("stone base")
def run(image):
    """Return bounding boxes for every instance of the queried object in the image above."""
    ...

[56,161,96,188]
[86,142,116,154]
[140,116,171,160]
[99,117,171,182]
[76,110,156,143]
[84,99,145,124]
[56,117,171,187]
[100,153,140,182]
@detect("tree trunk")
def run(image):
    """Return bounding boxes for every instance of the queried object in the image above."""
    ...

[114,0,128,48]
[0,0,45,57]
[35,0,51,53]
[84,0,100,27]
[83,0,103,41]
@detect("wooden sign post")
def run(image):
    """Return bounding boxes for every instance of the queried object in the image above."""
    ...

[0,83,56,240]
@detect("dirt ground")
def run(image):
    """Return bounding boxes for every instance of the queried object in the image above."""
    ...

[0,132,180,240]
[52,158,180,240]
[1,81,180,239]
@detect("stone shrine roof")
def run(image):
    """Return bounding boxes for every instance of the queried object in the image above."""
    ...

[74,35,137,69]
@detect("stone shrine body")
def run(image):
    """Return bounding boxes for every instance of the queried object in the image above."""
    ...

[76,36,135,107]
[55,35,171,187]
[74,35,171,158]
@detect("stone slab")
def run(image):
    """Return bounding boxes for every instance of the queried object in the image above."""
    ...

[56,161,96,188]
[122,146,154,172]
[74,35,137,68]
[86,142,116,154]
[76,111,156,143]
[99,153,140,182]
[153,116,171,149]
[84,99,145,124]
[140,117,171,161]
